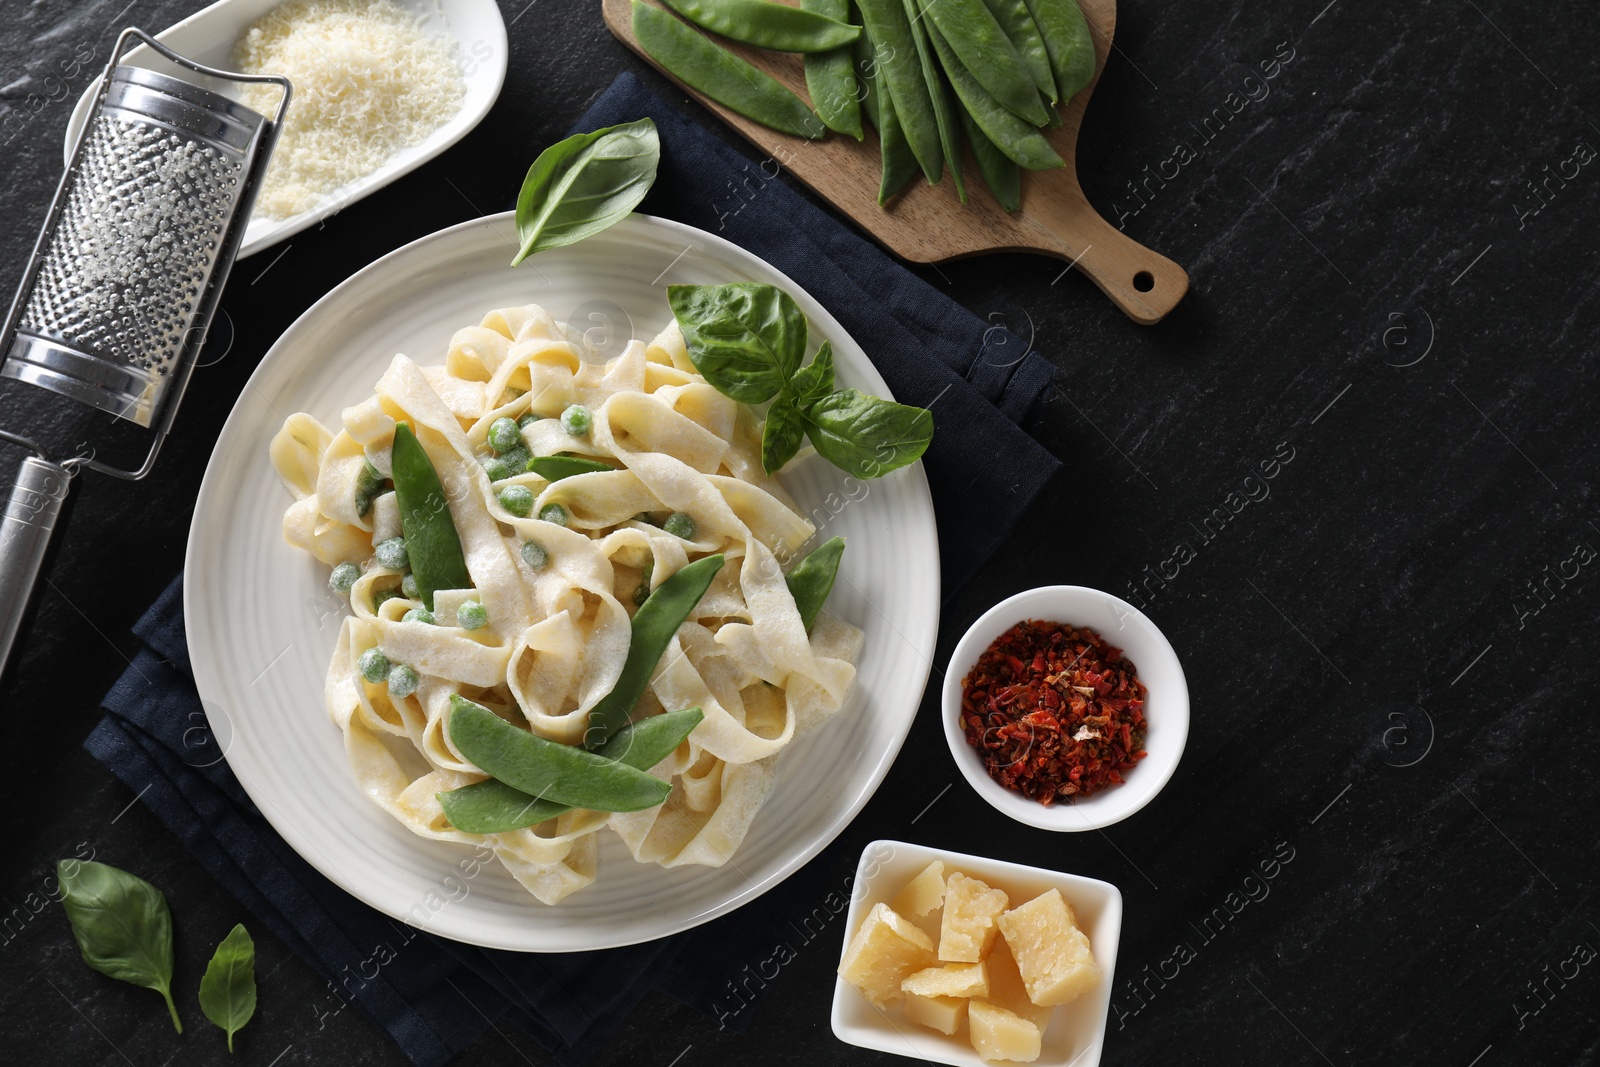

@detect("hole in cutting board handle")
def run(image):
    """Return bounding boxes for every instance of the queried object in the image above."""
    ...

[1133,271,1155,293]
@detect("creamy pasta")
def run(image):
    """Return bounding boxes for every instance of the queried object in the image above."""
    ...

[270,304,862,904]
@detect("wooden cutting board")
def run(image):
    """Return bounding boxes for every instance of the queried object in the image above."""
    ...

[602,0,1187,325]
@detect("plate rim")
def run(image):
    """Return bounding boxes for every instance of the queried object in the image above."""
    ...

[184,210,942,951]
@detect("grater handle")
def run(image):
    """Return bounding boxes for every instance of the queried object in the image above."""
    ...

[0,457,73,673]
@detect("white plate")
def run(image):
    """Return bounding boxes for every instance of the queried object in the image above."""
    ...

[64,0,507,259]
[185,212,941,952]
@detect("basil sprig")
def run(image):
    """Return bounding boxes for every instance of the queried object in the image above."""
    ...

[57,859,182,1032]
[511,118,661,266]
[198,923,257,1052]
[667,284,933,477]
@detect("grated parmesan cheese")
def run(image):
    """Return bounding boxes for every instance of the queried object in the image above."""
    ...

[233,0,464,218]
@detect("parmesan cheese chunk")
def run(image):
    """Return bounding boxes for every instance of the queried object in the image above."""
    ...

[984,937,1054,1029]
[939,872,1010,962]
[902,960,989,999]
[969,1000,1043,1062]
[904,991,967,1035]
[996,889,1101,1007]
[838,903,937,1008]
[892,859,947,938]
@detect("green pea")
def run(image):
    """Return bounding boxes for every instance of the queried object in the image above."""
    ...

[981,0,1057,103]
[374,537,408,570]
[633,556,655,607]
[498,445,532,473]
[521,540,549,569]
[633,0,826,140]
[372,587,401,612]
[354,460,385,519]
[402,607,435,625]
[517,412,543,429]
[401,572,420,599]
[448,695,671,811]
[1022,0,1094,102]
[437,707,705,833]
[663,512,697,540]
[960,106,1021,211]
[661,0,860,51]
[926,20,1063,170]
[328,562,360,595]
[499,485,534,517]
[488,416,522,453]
[855,0,942,181]
[358,648,389,683]
[559,404,592,436]
[387,663,419,698]
[785,535,845,631]
[539,502,569,526]
[802,0,864,139]
[586,553,725,749]
[481,454,514,482]
[457,600,488,630]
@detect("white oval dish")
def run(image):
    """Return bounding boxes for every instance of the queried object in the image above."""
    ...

[185,212,941,952]
[63,0,508,259]
[942,586,1188,831]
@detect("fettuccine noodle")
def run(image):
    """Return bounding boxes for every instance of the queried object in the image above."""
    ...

[271,305,862,904]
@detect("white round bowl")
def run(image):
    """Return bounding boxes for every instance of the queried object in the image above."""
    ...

[941,586,1188,831]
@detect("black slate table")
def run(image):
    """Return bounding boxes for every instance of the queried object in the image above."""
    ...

[3,1,1597,1065]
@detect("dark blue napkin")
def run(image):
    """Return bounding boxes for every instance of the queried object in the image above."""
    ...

[85,73,1060,1067]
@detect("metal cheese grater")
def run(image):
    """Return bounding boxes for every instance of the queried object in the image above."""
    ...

[0,28,290,675]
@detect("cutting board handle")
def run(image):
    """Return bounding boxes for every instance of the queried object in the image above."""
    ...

[1026,201,1190,326]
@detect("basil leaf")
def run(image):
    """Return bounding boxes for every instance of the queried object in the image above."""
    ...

[789,340,835,409]
[511,118,660,266]
[762,387,807,474]
[198,923,257,1052]
[57,859,182,1032]
[668,283,807,403]
[803,389,933,479]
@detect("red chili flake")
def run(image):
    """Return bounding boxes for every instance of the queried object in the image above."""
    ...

[960,619,1148,805]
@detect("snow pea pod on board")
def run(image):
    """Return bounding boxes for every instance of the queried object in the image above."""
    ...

[391,422,472,611]
[802,0,864,138]
[852,6,881,130]
[980,0,1057,103]
[662,0,860,51]
[959,106,1021,211]
[921,0,1050,126]
[585,552,727,748]
[449,696,672,811]
[876,83,919,204]
[1023,0,1095,102]
[904,0,965,203]
[438,708,704,833]
[633,1,825,139]
[853,0,942,182]
[926,19,1063,170]
[786,536,845,631]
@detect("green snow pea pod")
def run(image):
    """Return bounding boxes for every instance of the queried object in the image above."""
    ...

[852,6,881,131]
[662,0,860,51]
[391,423,472,611]
[926,21,1063,170]
[1023,0,1095,102]
[854,0,942,182]
[802,0,864,138]
[921,0,1049,126]
[980,0,1056,103]
[438,708,704,833]
[527,455,613,481]
[786,536,845,631]
[904,0,965,202]
[585,553,726,748]
[959,106,1021,211]
[634,1,826,139]
[876,70,920,203]
[448,696,671,812]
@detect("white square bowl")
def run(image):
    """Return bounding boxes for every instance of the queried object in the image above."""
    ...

[831,840,1122,1067]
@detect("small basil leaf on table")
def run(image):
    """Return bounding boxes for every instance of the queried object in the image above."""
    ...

[439,708,705,833]
[198,923,257,1052]
[789,340,836,408]
[762,388,807,474]
[668,283,807,403]
[786,536,846,631]
[448,696,672,812]
[391,422,472,611]
[56,859,182,1032]
[662,0,861,52]
[511,117,660,267]
[586,552,727,747]
[804,388,934,478]
[527,455,613,481]
[633,1,826,141]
